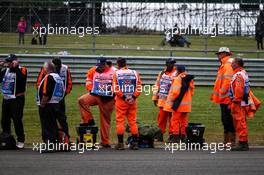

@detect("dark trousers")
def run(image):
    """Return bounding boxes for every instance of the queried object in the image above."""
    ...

[39,103,60,143]
[57,98,69,137]
[1,96,25,142]
[39,34,47,45]
[257,39,263,50]
[220,104,235,133]
[18,32,25,44]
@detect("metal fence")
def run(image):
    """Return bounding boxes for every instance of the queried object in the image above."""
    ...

[0,1,262,35]
[0,54,263,87]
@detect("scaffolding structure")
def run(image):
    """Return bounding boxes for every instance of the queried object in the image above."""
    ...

[0,0,262,35]
[102,2,261,35]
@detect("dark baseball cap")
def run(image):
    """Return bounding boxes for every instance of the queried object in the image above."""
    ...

[166,58,176,64]
[5,54,17,62]
[117,57,126,64]
[96,57,107,66]
[176,64,186,72]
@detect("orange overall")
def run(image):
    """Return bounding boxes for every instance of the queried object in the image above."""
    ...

[113,67,142,135]
[152,69,176,134]
[78,66,115,145]
[229,68,261,142]
[164,72,194,136]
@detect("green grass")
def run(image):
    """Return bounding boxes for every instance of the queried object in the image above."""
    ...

[1,33,264,58]
[0,84,263,146]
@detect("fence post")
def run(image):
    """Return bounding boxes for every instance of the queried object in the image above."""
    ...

[204,0,208,55]
[9,7,12,32]
[169,50,173,57]
[92,2,96,54]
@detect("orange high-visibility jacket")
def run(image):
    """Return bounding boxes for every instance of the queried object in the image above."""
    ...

[36,65,72,94]
[164,72,194,113]
[85,66,97,91]
[230,67,261,118]
[113,67,142,98]
[211,56,234,104]
[152,69,177,107]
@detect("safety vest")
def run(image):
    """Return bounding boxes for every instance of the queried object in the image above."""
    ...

[158,71,177,100]
[91,68,114,96]
[211,56,234,104]
[152,70,177,107]
[116,68,138,95]
[37,73,65,105]
[1,68,16,99]
[59,64,68,88]
[229,69,251,106]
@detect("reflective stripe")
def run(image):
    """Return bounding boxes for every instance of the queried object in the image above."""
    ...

[213,91,229,98]
[220,87,227,93]
[170,85,181,90]
[166,101,173,105]
[217,74,233,80]
[159,95,167,100]
[180,101,192,105]
[86,81,92,85]
[168,96,175,100]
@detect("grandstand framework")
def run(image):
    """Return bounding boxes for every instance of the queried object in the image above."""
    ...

[0,0,264,35]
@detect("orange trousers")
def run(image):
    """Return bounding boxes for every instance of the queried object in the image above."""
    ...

[170,112,188,135]
[231,104,248,142]
[157,108,172,134]
[78,94,115,145]
[116,97,138,135]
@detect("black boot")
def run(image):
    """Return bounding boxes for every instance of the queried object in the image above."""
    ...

[80,119,95,127]
[231,141,249,151]
[156,134,164,142]
[170,134,180,143]
[180,135,187,143]
[130,135,139,150]
[87,119,95,126]
[167,135,173,143]
[115,135,125,150]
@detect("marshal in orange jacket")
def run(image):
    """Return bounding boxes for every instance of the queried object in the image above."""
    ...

[230,67,261,119]
[36,65,72,95]
[113,67,142,136]
[85,66,97,91]
[152,68,177,107]
[211,56,234,104]
[163,72,194,113]
[113,67,142,99]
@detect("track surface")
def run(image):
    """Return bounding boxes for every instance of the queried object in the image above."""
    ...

[0,148,264,175]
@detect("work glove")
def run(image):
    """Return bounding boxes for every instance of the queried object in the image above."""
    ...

[122,95,135,104]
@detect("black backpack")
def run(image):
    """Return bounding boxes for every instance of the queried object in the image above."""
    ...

[0,132,18,150]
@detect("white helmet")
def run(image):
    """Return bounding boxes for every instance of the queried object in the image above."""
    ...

[216,47,231,55]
